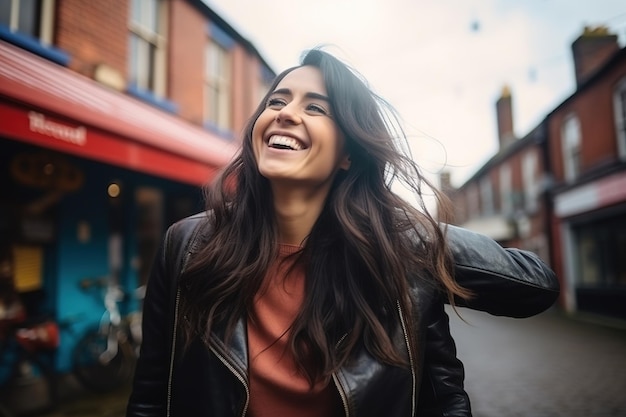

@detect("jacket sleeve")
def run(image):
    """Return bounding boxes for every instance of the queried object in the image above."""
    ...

[126,219,189,417]
[445,224,559,318]
[416,298,471,417]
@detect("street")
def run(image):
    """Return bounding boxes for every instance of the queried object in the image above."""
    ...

[449,307,626,417]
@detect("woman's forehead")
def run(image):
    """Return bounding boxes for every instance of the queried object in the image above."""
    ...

[274,66,327,95]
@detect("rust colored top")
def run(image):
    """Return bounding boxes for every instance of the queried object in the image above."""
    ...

[247,244,342,417]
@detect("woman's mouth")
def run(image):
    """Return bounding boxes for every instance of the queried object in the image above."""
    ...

[268,135,305,151]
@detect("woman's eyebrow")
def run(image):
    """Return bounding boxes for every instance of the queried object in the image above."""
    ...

[270,88,329,102]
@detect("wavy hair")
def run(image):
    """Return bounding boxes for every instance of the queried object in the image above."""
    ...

[179,48,471,384]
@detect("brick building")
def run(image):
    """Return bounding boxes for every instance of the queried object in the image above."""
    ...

[441,86,552,264]
[548,27,626,320]
[442,26,626,320]
[0,0,275,376]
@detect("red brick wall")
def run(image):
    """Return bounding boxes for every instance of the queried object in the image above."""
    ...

[55,0,129,79]
[53,0,270,135]
[169,0,206,126]
[549,59,626,183]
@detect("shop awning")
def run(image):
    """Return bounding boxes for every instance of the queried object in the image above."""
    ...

[0,41,239,185]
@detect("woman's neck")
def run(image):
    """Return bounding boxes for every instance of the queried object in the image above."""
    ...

[271,185,329,246]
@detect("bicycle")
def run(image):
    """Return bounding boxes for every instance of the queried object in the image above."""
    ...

[0,313,59,417]
[71,277,142,393]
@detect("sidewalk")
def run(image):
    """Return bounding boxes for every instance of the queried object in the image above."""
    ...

[448,307,626,417]
[36,378,130,417]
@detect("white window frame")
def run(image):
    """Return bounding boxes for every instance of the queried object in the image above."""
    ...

[561,114,582,182]
[522,150,538,213]
[204,39,232,131]
[500,164,512,215]
[466,184,479,220]
[613,77,626,161]
[1,0,55,44]
[480,177,494,216]
[128,0,167,98]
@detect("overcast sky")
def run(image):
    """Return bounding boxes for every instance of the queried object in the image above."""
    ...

[205,0,626,190]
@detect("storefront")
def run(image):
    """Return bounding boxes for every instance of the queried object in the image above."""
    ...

[0,41,237,371]
[554,170,626,320]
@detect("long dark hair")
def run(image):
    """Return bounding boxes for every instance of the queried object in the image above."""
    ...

[179,48,471,384]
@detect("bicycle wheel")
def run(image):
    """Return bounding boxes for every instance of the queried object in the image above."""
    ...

[72,327,136,392]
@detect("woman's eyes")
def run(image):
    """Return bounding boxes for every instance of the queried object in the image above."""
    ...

[265,97,329,116]
[306,103,329,115]
[266,97,287,108]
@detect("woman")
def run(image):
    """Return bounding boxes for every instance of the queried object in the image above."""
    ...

[126,49,558,417]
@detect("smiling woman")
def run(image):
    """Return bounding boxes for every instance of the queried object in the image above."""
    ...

[126,48,559,417]
[252,65,350,237]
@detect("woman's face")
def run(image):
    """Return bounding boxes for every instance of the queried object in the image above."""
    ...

[252,66,350,191]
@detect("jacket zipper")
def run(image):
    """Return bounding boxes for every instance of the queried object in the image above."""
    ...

[397,300,417,417]
[332,333,350,417]
[166,289,181,417]
[332,373,350,417]
[167,240,194,417]
[209,345,250,417]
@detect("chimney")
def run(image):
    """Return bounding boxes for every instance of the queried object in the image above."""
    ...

[496,85,515,149]
[572,26,619,87]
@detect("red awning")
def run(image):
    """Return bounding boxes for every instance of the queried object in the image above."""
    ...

[0,41,239,185]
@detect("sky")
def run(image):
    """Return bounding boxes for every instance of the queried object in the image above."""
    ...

[205,0,626,191]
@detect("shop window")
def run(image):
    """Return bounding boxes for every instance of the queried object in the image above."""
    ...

[613,77,626,160]
[12,244,43,293]
[561,114,581,182]
[0,0,68,65]
[574,215,626,318]
[575,216,626,288]
[135,188,162,288]
[576,228,602,286]
[204,32,233,136]
[128,0,170,108]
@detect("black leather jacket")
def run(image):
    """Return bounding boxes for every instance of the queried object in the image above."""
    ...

[126,213,559,417]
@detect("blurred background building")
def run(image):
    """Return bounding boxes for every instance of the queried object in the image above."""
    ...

[0,0,274,376]
[442,26,626,322]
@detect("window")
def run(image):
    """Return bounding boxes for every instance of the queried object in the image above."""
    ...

[466,184,479,220]
[204,40,232,132]
[128,0,167,98]
[499,164,512,215]
[0,0,65,64]
[561,114,582,182]
[480,177,494,216]
[614,77,626,160]
[257,64,275,107]
[0,0,54,43]
[573,215,626,318]
[522,151,538,212]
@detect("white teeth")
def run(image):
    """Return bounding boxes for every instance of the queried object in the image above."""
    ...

[268,135,303,151]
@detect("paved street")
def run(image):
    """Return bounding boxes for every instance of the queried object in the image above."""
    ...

[448,307,626,417]
[20,308,626,417]
[34,379,130,417]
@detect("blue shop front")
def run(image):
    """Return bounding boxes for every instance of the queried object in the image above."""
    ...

[0,42,237,380]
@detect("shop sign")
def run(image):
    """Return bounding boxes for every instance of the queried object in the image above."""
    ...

[28,111,86,146]
[0,101,214,185]
[554,171,626,217]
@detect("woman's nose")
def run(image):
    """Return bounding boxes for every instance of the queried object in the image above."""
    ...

[275,103,301,125]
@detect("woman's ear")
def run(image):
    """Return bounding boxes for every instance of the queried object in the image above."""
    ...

[339,154,351,171]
